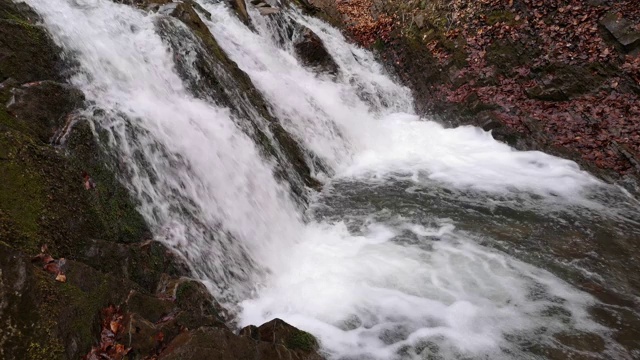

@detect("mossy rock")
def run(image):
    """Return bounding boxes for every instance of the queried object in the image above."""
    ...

[243,318,320,353]
[160,326,324,360]
[7,81,85,143]
[0,2,68,84]
[286,330,318,352]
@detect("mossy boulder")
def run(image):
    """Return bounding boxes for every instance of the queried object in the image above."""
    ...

[0,242,145,360]
[241,318,319,352]
[7,81,84,143]
[160,325,324,360]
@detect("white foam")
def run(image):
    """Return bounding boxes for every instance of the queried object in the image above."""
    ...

[240,221,602,359]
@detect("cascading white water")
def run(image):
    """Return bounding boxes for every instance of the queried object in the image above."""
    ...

[24,0,638,358]
[23,0,307,302]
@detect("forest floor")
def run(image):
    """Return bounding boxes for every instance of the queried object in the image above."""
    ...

[312,0,640,184]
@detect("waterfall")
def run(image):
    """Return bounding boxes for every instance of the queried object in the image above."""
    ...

[23,0,640,358]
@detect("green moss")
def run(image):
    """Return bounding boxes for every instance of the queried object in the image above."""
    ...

[3,10,42,39]
[485,10,516,25]
[175,280,199,304]
[286,330,318,352]
[0,133,45,251]
[372,38,386,52]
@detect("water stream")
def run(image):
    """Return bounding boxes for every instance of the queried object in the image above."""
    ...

[23,0,640,358]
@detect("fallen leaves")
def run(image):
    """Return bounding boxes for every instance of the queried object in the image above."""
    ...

[32,244,67,282]
[335,0,394,47]
[84,305,132,360]
[335,0,640,174]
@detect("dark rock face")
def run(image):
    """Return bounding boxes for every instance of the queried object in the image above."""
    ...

[294,27,339,75]
[0,4,68,84]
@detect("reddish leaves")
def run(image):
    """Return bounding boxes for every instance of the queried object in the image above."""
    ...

[335,0,394,47]
[337,0,640,174]
[84,305,131,360]
[32,244,67,282]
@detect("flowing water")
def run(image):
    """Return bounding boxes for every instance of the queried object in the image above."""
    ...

[23,0,640,358]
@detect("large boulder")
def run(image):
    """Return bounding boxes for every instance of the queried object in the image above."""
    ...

[294,27,339,75]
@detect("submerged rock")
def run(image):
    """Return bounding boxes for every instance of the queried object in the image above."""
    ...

[294,27,339,75]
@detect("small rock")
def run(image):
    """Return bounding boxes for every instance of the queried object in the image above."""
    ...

[600,12,640,53]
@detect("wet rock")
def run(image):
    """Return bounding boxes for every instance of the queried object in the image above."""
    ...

[554,331,606,353]
[158,0,320,199]
[160,326,324,360]
[125,313,161,356]
[243,318,320,352]
[7,81,84,143]
[600,12,640,54]
[294,27,339,75]
[173,279,227,321]
[228,0,250,25]
[283,0,320,15]
[126,290,175,323]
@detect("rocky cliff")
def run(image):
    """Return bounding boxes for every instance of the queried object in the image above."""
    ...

[0,1,323,359]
